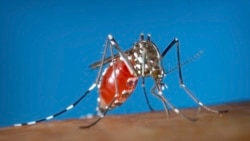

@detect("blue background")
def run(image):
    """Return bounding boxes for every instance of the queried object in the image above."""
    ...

[0,0,249,127]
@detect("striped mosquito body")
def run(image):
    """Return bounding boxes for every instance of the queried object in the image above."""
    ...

[97,34,163,113]
[13,33,227,128]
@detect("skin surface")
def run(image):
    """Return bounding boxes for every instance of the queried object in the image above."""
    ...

[0,102,249,141]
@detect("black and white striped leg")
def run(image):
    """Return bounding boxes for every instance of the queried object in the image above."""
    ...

[162,38,227,114]
[13,35,114,127]
[14,83,97,127]
[80,37,121,128]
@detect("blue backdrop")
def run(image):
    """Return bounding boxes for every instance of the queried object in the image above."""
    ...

[0,0,249,127]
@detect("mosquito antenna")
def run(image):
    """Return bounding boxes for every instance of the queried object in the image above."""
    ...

[165,50,203,75]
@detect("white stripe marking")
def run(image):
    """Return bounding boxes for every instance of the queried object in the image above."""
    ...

[128,55,132,60]
[14,123,22,127]
[134,52,138,58]
[27,121,36,125]
[119,56,124,61]
[97,97,100,102]
[86,114,94,119]
[66,105,74,110]
[110,40,116,45]
[108,34,113,39]
[88,83,96,91]
[115,69,119,74]
[158,91,163,95]
[114,99,119,103]
[198,102,203,106]
[135,64,141,69]
[174,109,180,113]
[137,56,143,63]
[46,115,54,120]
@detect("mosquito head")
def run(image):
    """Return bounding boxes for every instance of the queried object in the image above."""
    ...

[151,65,165,81]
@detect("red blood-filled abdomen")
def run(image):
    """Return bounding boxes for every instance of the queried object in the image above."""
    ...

[99,59,138,109]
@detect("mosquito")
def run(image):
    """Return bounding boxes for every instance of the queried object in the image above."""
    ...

[14,33,226,128]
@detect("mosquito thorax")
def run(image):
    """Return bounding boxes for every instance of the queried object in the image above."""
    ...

[126,39,163,78]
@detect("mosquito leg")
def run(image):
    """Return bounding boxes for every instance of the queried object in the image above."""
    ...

[79,97,117,128]
[162,38,227,114]
[151,85,170,117]
[139,34,155,111]
[181,84,228,114]
[107,34,138,76]
[142,77,155,111]
[13,36,113,127]
[14,41,112,126]
[151,84,197,121]
[80,35,124,128]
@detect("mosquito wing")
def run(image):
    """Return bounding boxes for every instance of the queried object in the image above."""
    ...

[89,54,121,69]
